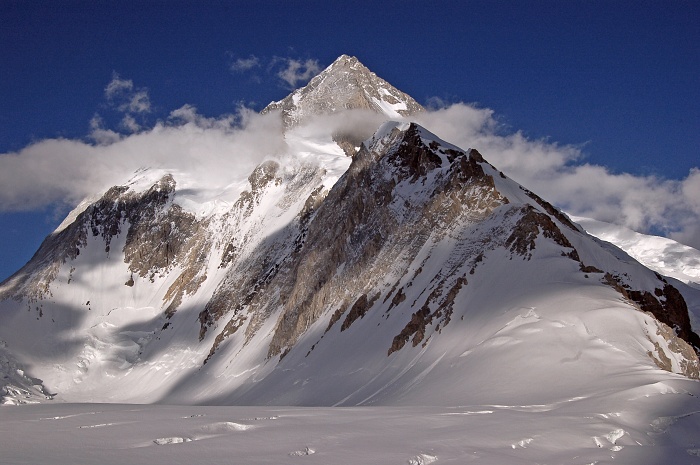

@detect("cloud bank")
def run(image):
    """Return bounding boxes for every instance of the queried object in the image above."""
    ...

[0,105,286,213]
[0,75,698,250]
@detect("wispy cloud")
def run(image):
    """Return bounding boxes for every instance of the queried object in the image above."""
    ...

[230,55,260,72]
[228,54,323,89]
[88,73,153,141]
[275,58,321,88]
[104,74,133,99]
[104,72,151,114]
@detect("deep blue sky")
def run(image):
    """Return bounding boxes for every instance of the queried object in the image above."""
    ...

[1,0,698,282]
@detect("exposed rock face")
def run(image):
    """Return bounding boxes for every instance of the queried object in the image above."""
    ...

[519,186,580,232]
[646,319,700,379]
[197,161,328,345]
[123,176,207,280]
[340,294,370,332]
[0,174,208,304]
[389,276,467,355]
[504,204,582,263]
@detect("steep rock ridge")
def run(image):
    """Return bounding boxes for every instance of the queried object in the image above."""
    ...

[262,55,424,129]
[189,122,519,364]
[264,122,511,358]
[504,205,581,262]
[213,122,699,405]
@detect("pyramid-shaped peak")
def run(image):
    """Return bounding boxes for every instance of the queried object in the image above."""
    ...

[326,54,368,71]
[334,54,358,63]
[331,54,360,65]
[262,55,424,127]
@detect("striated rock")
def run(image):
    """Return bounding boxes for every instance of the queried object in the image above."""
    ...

[506,205,579,261]
[0,174,210,304]
[389,276,467,355]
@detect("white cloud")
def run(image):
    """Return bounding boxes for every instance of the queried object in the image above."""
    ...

[276,58,321,89]
[104,74,133,99]
[127,90,151,114]
[230,55,260,72]
[228,55,323,89]
[0,107,286,213]
[89,73,152,140]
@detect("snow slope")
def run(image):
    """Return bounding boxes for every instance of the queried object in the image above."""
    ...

[2,395,700,465]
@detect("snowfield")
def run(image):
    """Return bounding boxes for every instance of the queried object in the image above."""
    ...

[2,393,700,465]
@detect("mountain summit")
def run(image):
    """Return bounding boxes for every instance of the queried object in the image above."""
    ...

[1,55,699,436]
[262,55,424,127]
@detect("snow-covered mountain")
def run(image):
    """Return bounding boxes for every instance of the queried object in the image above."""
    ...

[1,55,699,419]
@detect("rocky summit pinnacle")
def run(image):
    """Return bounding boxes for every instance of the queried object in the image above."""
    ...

[262,55,424,127]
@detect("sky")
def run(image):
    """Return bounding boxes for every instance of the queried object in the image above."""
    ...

[0,0,698,282]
